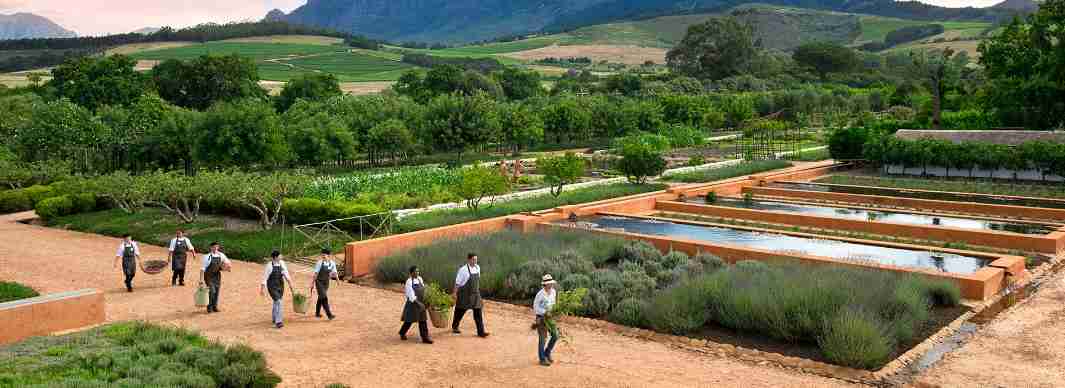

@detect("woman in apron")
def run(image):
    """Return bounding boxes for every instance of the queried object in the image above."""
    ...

[399,266,433,344]
[199,242,232,313]
[112,234,141,292]
[168,229,195,286]
[311,248,338,320]
[259,250,294,328]
[452,253,489,337]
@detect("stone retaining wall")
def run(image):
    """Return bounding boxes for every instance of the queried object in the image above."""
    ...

[0,289,105,345]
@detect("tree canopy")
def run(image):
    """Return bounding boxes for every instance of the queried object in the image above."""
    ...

[666,17,758,81]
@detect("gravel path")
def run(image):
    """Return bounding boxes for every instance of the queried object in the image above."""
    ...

[0,212,855,388]
[915,267,1065,387]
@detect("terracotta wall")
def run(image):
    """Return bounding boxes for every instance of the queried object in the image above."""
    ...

[543,224,1007,300]
[656,200,1061,254]
[345,217,510,277]
[0,289,105,345]
[747,186,1065,224]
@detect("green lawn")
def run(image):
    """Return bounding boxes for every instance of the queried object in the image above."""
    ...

[0,321,279,387]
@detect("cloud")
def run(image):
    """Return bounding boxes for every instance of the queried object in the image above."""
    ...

[0,0,30,10]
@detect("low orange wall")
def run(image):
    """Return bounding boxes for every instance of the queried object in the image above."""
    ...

[543,223,1007,300]
[748,186,1065,224]
[656,200,1061,254]
[0,289,105,345]
[345,217,510,277]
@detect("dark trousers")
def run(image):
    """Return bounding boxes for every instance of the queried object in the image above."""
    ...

[123,274,134,291]
[452,308,485,335]
[399,321,430,342]
[207,283,221,311]
[171,268,185,285]
[315,295,333,317]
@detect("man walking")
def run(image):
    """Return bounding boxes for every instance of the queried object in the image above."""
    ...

[112,234,141,292]
[452,253,489,337]
[311,248,339,320]
[199,242,232,313]
[260,250,294,328]
[168,229,195,286]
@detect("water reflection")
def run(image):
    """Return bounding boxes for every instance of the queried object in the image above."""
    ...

[576,215,989,274]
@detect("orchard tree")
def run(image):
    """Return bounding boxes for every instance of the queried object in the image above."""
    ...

[792,42,860,80]
[194,99,290,167]
[140,107,202,172]
[152,54,267,110]
[220,171,311,229]
[275,73,342,112]
[286,112,356,165]
[423,93,498,163]
[15,99,110,164]
[492,67,543,100]
[603,73,644,96]
[367,118,415,166]
[538,152,585,197]
[497,102,544,155]
[910,48,960,130]
[143,170,227,223]
[541,96,592,143]
[48,55,148,111]
[453,166,510,212]
[616,138,667,184]
[666,17,758,80]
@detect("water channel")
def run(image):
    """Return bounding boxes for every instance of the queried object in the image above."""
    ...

[769,182,1065,210]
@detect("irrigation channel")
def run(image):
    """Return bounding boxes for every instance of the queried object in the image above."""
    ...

[771,182,1065,210]
[685,197,1059,235]
[571,215,989,274]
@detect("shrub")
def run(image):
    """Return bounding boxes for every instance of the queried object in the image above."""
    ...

[580,287,612,317]
[694,252,725,271]
[608,298,648,327]
[735,260,768,272]
[918,278,962,307]
[590,269,624,302]
[35,195,74,220]
[613,240,662,264]
[660,251,688,269]
[560,273,591,291]
[0,280,39,303]
[619,269,656,300]
[22,185,55,206]
[662,160,791,183]
[72,193,97,213]
[687,156,706,167]
[827,127,871,160]
[645,278,710,335]
[819,309,894,369]
[0,189,32,213]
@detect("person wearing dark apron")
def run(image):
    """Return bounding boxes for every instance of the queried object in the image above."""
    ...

[311,248,338,320]
[168,229,195,286]
[259,250,294,328]
[199,242,231,313]
[112,234,141,292]
[452,253,489,337]
[399,266,433,344]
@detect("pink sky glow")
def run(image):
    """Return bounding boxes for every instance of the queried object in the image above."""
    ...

[1,1,1006,37]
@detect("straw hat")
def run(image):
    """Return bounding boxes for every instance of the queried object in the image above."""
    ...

[542,274,557,285]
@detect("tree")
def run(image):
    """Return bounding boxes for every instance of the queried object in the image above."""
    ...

[492,67,543,100]
[367,119,414,166]
[910,48,960,130]
[143,170,227,223]
[616,140,667,184]
[194,99,290,167]
[603,73,644,96]
[219,171,310,229]
[48,55,148,111]
[140,107,202,172]
[540,96,593,143]
[452,166,509,211]
[979,0,1065,129]
[15,99,110,165]
[286,112,356,166]
[152,54,267,110]
[666,17,757,80]
[423,93,498,162]
[497,102,544,155]
[93,171,152,213]
[275,73,342,112]
[792,42,860,80]
[538,153,585,197]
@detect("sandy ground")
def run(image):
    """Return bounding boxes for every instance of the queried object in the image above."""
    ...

[0,212,855,388]
[915,268,1065,388]
[502,44,667,65]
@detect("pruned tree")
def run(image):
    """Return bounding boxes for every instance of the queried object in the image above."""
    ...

[452,166,509,212]
[538,153,586,197]
[222,172,311,229]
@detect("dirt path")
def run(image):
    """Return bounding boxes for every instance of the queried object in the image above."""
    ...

[915,268,1065,387]
[0,212,857,388]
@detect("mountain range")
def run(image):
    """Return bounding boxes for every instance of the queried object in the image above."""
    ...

[0,12,77,40]
[272,0,1022,43]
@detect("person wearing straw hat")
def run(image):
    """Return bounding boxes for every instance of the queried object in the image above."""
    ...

[168,229,195,286]
[199,242,232,313]
[399,266,433,344]
[310,248,339,320]
[260,250,295,328]
[533,274,559,366]
[112,234,142,292]
[451,252,489,337]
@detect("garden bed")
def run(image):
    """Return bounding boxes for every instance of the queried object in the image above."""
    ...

[0,321,280,387]
[661,160,793,183]
[373,229,966,370]
[818,170,1065,200]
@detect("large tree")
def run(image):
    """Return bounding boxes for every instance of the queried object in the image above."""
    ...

[979,0,1065,129]
[48,55,148,111]
[911,48,961,130]
[152,54,267,110]
[194,99,290,167]
[275,73,342,112]
[666,17,758,81]
[792,42,860,80]
[423,93,498,162]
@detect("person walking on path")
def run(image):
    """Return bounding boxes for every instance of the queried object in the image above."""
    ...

[534,274,559,366]
[451,253,489,337]
[310,248,339,320]
[399,266,433,344]
[199,242,232,313]
[112,234,142,292]
[168,229,195,286]
[260,250,295,329]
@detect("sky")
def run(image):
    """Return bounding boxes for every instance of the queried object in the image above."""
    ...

[1,0,1007,37]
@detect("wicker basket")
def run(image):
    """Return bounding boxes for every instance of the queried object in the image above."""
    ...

[428,307,451,328]
[142,260,168,275]
[292,294,308,314]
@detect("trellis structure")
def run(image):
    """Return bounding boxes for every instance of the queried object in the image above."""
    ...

[281,212,394,275]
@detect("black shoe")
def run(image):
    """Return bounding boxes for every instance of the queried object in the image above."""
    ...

[127,288,133,293]
[327,314,335,320]
[539,360,551,366]
[400,334,408,341]
[477,332,490,338]
[276,323,283,329]
[316,313,322,318]
[422,339,433,344]
[179,282,185,286]
[452,328,461,334]
[547,356,554,363]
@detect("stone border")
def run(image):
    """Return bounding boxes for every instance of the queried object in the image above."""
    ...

[0,288,105,345]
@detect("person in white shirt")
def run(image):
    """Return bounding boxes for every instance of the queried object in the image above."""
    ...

[534,274,558,366]
[199,242,232,313]
[399,266,433,344]
[451,252,489,337]
[259,250,294,329]
[310,248,339,320]
[168,229,196,286]
[112,234,141,292]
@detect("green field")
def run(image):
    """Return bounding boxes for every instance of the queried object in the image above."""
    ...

[858,16,990,43]
[130,42,342,61]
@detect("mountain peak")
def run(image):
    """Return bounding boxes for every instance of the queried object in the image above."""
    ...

[0,12,77,40]
[264,9,287,22]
